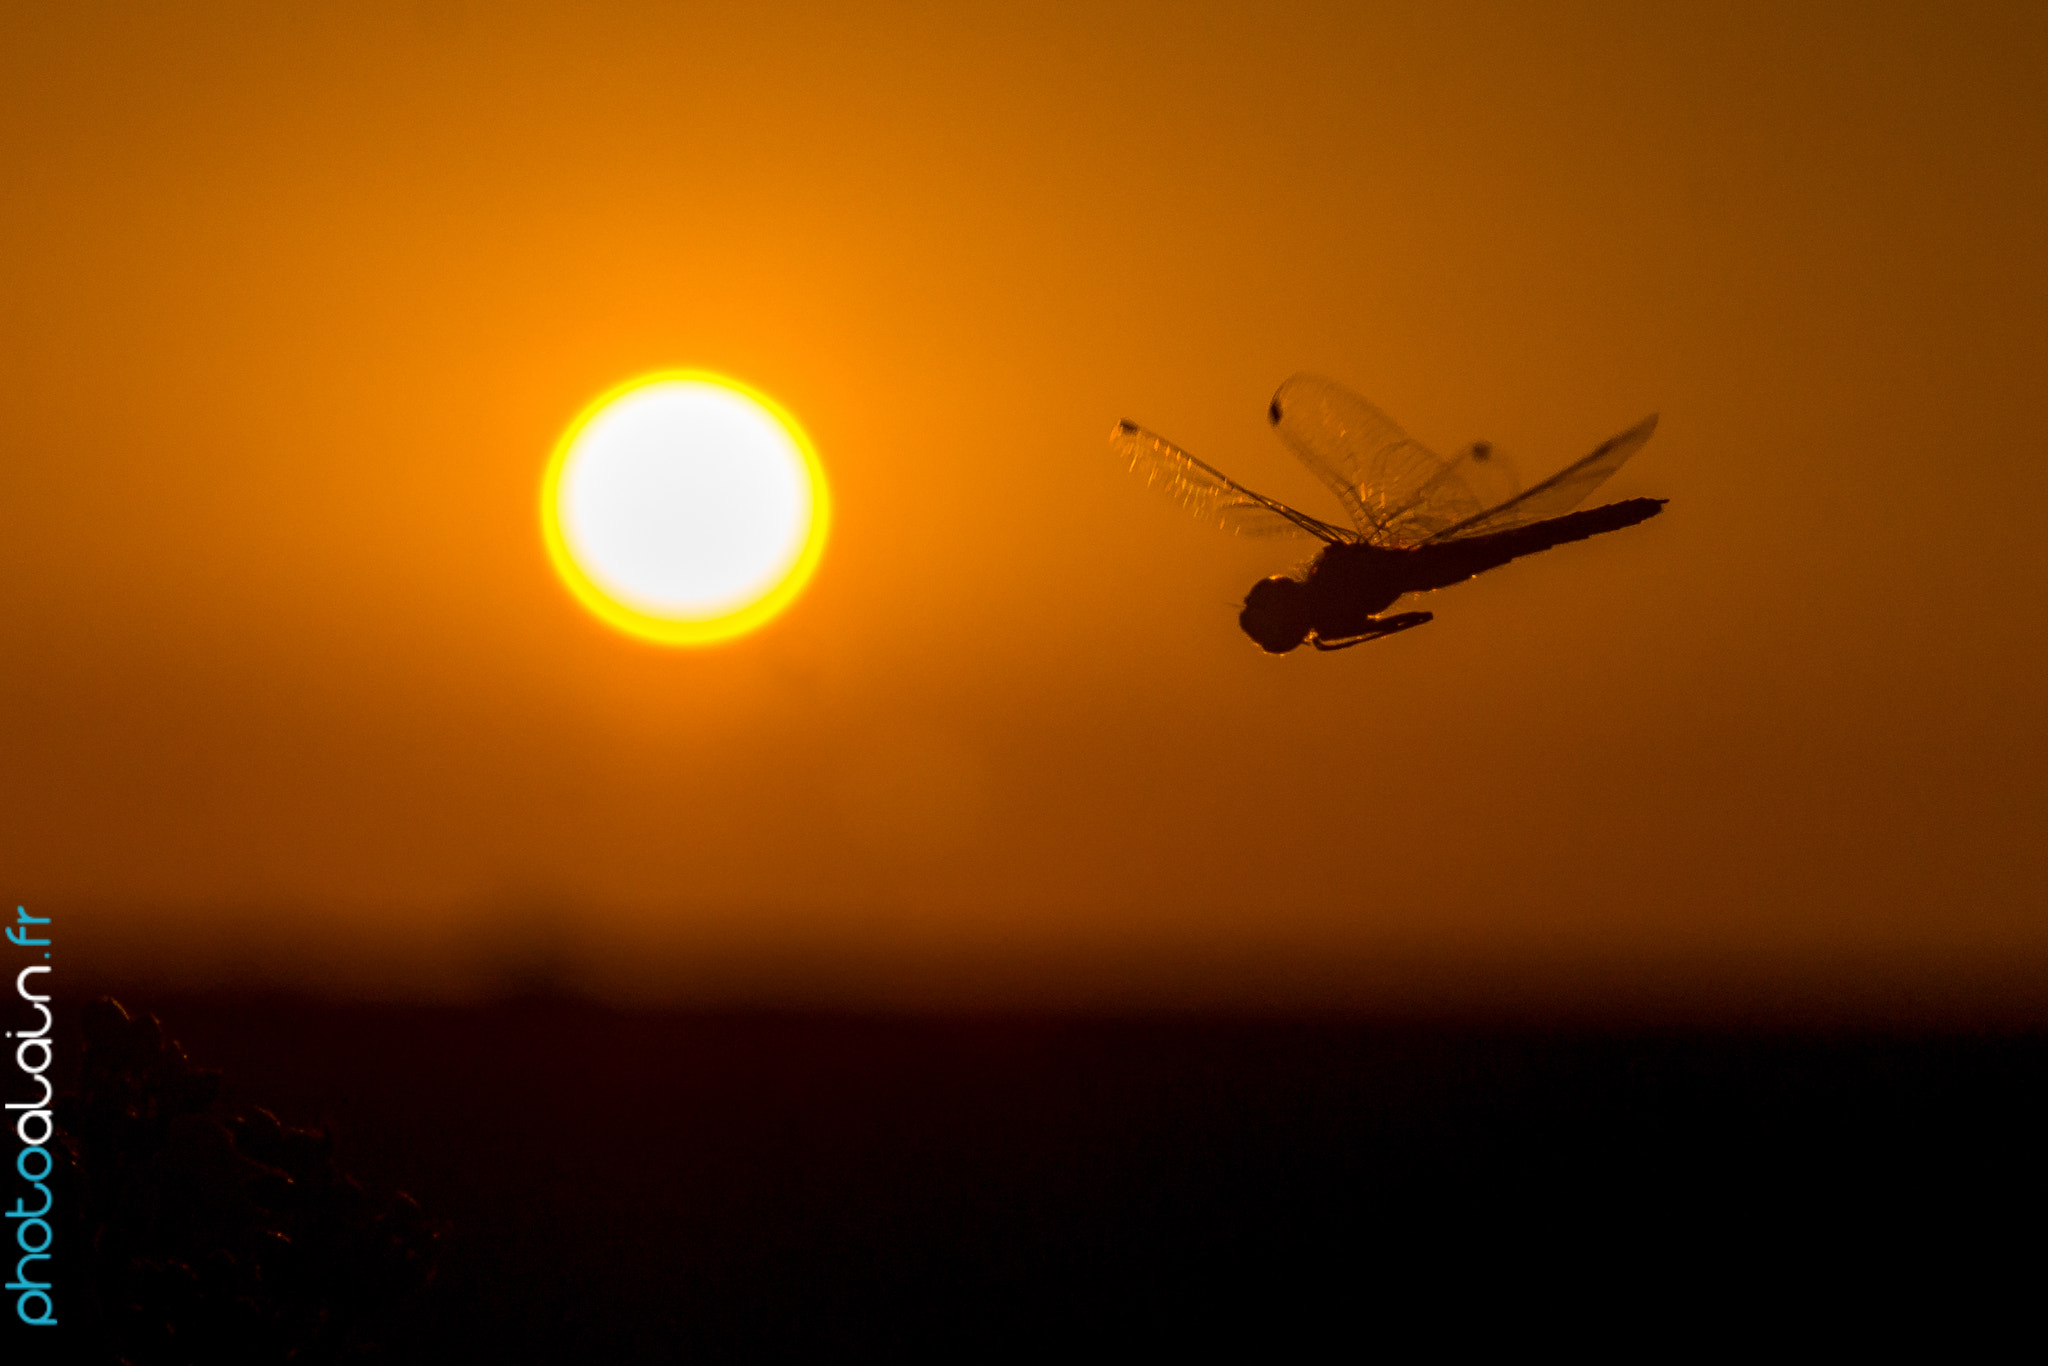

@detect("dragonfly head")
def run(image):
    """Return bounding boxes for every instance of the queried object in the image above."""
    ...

[1240,575,1311,654]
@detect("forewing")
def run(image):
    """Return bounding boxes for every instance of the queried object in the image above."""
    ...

[1427,414,1659,542]
[1267,374,1487,546]
[1111,420,1354,542]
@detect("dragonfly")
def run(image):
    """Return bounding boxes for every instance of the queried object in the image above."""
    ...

[1111,374,1665,652]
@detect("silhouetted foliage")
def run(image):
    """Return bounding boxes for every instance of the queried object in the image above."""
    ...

[54,998,442,1364]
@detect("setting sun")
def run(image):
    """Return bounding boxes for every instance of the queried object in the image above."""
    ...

[540,372,829,645]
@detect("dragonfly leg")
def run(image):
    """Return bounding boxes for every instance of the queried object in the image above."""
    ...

[1310,611,1433,651]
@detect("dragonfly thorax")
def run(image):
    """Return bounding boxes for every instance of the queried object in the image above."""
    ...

[1240,544,1412,654]
[1307,542,1409,616]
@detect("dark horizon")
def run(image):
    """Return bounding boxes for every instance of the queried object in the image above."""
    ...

[53,932,2048,1031]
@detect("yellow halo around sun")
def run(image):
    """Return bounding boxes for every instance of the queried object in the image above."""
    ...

[540,371,830,646]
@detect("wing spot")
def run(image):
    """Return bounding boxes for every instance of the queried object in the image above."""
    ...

[1268,399,1283,425]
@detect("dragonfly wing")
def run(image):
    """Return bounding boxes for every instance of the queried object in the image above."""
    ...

[1427,414,1659,542]
[1111,420,1355,542]
[1267,374,1488,545]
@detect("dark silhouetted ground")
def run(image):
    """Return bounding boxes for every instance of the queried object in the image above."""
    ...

[19,989,2043,1360]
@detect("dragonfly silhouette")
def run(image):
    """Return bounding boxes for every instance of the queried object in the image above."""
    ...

[1111,375,1666,652]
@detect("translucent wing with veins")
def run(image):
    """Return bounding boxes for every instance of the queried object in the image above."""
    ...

[1267,373,1514,546]
[1110,419,1356,543]
[1426,414,1659,543]
[1114,374,1654,550]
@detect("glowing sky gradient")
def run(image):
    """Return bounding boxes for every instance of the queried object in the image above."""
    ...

[1,1,2042,1012]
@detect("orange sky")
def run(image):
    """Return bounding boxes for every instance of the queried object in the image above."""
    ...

[4,1,2043,1013]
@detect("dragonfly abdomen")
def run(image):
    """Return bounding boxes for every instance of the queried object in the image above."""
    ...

[1403,498,1668,594]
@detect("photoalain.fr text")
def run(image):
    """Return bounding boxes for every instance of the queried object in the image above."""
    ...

[8,907,54,1327]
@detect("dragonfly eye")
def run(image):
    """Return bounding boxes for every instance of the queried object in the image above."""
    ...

[1268,399,1283,425]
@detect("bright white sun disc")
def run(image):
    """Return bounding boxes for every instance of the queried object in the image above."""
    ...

[541,373,829,645]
